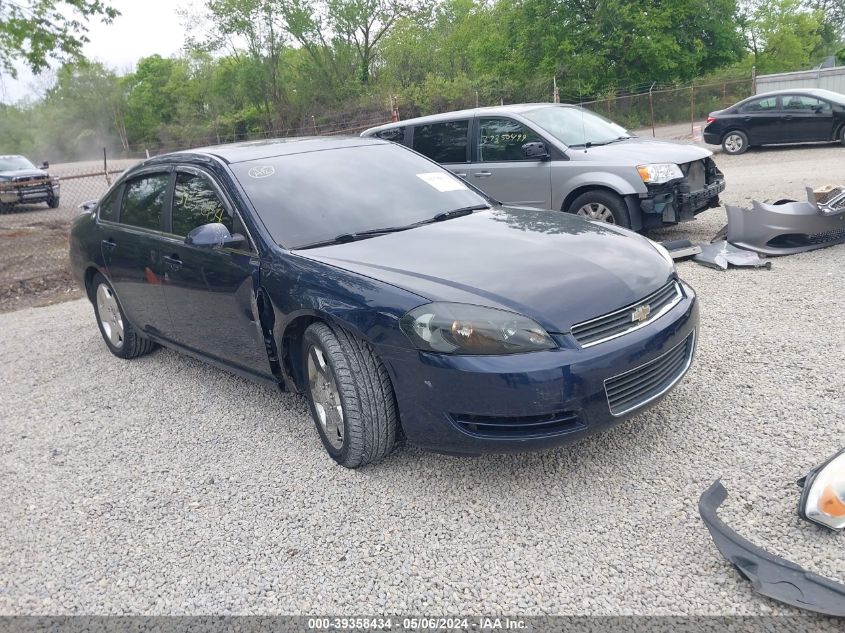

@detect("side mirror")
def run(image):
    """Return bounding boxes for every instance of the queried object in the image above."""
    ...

[41,161,50,170]
[521,141,549,160]
[185,222,245,249]
[79,200,98,213]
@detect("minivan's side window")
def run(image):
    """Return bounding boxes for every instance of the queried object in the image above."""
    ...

[412,120,469,163]
[172,172,232,236]
[121,174,169,231]
[374,127,405,142]
[739,97,778,113]
[98,187,120,222]
[478,118,543,162]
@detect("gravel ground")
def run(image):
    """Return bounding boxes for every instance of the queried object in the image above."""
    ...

[0,144,844,617]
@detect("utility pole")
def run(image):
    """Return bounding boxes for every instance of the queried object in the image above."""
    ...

[648,82,656,137]
[553,77,560,103]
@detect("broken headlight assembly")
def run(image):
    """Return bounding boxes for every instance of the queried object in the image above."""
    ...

[798,448,845,531]
[400,303,556,355]
[637,163,683,184]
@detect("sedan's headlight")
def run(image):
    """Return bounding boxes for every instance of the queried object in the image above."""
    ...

[400,303,556,355]
[637,163,683,184]
[649,239,676,269]
[798,448,845,530]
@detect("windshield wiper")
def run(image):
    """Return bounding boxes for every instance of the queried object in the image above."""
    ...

[570,135,633,149]
[294,204,490,250]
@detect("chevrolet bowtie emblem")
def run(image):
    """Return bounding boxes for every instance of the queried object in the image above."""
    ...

[631,304,651,323]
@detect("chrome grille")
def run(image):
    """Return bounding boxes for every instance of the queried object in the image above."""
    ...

[570,281,682,348]
[604,331,695,416]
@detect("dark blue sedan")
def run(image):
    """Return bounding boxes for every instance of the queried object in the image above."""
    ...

[69,137,698,467]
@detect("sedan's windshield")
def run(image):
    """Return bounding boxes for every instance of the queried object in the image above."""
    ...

[232,143,489,249]
[522,106,632,147]
[0,156,36,171]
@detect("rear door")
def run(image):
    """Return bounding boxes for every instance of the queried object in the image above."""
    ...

[99,170,174,337]
[780,94,835,141]
[410,119,472,180]
[158,166,271,378]
[737,95,782,144]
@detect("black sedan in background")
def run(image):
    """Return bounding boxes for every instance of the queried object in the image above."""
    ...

[703,89,845,155]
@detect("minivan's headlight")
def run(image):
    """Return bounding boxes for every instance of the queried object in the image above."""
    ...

[400,303,556,355]
[637,163,683,184]
[798,448,845,531]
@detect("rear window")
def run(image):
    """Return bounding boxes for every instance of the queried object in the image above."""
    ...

[231,143,487,249]
[121,173,169,231]
[739,97,777,113]
[412,120,469,163]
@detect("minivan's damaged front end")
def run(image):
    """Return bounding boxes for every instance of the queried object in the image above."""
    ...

[638,157,725,228]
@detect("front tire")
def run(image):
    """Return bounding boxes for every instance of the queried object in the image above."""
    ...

[48,196,60,209]
[568,190,630,228]
[302,322,398,468]
[839,125,845,147]
[722,130,748,155]
[92,273,156,359]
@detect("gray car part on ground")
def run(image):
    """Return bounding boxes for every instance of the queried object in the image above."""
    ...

[661,239,702,261]
[725,188,845,256]
[693,240,772,270]
[699,480,845,617]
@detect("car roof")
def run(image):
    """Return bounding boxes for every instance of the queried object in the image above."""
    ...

[741,88,845,102]
[362,103,578,134]
[149,136,389,165]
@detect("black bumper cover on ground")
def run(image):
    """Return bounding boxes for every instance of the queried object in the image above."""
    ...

[699,480,845,617]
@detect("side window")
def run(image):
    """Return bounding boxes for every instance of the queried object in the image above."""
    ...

[412,120,469,163]
[374,127,405,142]
[121,173,169,231]
[478,118,542,162]
[98,187,121,222]
[783,95,830,112]
[172,172,232,236]
[739,97,778,113]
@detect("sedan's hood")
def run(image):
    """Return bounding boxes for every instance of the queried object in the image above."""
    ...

[574,137,712,164]
[0,168,49,179]
[296,208,674,333]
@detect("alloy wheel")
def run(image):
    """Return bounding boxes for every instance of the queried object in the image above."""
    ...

[307,343,345,450]
[576,202,616,224]
[96,283,124,349]
[724,134,744,154]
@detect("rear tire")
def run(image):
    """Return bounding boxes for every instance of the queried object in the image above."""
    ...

[722,130,748,155]
[568,190,630,228]
[302,322,398,468]
[92,273,156,359]
[839,125,845,146]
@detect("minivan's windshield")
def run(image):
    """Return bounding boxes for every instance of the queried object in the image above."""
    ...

[0,156,36,171]
[232,143,489,249]
[523,106,632,148]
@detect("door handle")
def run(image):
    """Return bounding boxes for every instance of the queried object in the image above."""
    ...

[162,254,182,270]
[782,115,793,120]
[474,171,492,178]
[101,238,116,252]
[454,172,467,178]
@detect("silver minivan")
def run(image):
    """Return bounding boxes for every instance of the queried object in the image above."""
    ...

[362,104,726,230]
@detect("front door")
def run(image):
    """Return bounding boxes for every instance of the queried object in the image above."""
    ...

[469,117,552,209]
[159,168,271,377]
[780,94,835,142]
[99,171,173,337]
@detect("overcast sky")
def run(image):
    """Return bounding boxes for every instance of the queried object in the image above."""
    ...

[0,0,201,103]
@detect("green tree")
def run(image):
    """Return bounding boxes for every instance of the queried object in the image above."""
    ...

[741,0,823,73]
[0,0,118,77]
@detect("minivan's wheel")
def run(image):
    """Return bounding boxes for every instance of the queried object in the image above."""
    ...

[302,322,398,468]
[48,196,60,209]
[91,273,156,359]
[568,190,630,228]
[722,130,748,155]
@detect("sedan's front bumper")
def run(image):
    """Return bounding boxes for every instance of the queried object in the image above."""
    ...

[380,282,698,454]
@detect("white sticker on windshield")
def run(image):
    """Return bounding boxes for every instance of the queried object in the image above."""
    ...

[248,165,275,179]
[416,172,468,192]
